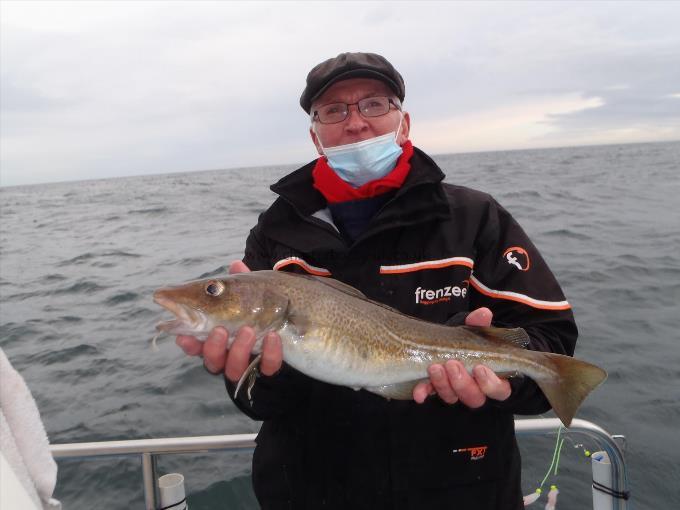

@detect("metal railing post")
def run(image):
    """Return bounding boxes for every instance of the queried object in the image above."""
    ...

[141,452,157,510]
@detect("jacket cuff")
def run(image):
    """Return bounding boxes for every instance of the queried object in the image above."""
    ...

[445,311,470,326]
[489,375,551,415]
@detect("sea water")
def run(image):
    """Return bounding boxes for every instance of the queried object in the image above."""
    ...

[1,141,679,509]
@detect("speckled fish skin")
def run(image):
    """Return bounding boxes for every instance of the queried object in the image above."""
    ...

[153,270,606,427]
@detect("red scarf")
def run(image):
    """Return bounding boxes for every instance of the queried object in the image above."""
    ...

[312,141,414,204]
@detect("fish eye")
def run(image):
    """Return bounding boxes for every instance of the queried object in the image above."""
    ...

[205,281,224,297]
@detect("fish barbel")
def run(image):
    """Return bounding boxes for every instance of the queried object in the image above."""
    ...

[153,270,606,427]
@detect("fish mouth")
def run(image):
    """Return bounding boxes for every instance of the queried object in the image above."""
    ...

[153,293,206,335]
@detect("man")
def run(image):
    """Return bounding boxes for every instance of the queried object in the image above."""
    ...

[178,52,577,509]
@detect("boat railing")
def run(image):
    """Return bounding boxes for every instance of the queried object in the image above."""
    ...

[49,417,628,510]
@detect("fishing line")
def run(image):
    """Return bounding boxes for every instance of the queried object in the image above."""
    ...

[523,425,566,507]
[539,425,564,488]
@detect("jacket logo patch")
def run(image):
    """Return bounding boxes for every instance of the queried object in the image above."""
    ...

[452,445,488,461]
[503,246,530,271]
[415,283,468,305]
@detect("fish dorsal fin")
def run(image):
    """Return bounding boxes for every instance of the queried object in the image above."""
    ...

[280,271,414,318]
[313,277,412,317]
[317,276,425,319]
[462,326,530,349]
[310,276,367,299]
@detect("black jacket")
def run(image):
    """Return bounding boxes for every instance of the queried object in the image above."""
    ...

[226,147,578,509]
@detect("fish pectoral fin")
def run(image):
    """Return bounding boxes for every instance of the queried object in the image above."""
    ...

[234,353,262,403]
[287,312,313,337]
[261,290,290,331]
[365,380,426,400]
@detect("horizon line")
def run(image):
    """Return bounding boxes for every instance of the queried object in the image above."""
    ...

[1,138,678,189]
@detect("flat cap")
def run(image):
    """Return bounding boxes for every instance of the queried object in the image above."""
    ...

[300,52,405,113]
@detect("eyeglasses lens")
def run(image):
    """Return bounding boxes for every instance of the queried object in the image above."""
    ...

[316,97,391,124]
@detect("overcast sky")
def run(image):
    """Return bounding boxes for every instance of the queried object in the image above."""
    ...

[1,1,679,186]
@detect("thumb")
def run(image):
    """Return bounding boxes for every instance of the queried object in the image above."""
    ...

[229,260,251,274]
[465,307,493,327]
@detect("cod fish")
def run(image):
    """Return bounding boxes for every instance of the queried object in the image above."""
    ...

[153,270,606,427]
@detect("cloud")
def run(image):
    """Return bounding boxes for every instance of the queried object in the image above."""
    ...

[2,1,680,186]
[415,93,605,153]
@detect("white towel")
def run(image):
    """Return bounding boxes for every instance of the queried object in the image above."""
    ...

[0,347,60,509]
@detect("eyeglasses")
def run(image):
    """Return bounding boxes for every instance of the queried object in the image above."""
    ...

[312,96,401,124]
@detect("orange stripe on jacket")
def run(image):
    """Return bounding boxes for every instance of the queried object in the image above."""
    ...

[273,257,331,276]
[380,257,474,274]
[469,275,571,311]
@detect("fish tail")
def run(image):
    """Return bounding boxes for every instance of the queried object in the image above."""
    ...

[534,353,607,427]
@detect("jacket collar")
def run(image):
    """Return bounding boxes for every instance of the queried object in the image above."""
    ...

[270,146,448,219]
[270,160,326,217]
[265,146,451,252]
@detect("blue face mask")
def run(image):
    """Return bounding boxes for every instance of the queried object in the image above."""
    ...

[317,117,404,187]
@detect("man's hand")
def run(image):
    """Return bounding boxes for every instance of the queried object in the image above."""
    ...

[175,261,284,383]
[412,307,512,406]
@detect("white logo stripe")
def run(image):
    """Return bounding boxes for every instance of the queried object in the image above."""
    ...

[273,257,331,276]
[380,257,474,274]
[469,275,571,310]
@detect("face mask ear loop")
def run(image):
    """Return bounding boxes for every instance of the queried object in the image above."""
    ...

[311,121,327,154]
[394,113,404,144]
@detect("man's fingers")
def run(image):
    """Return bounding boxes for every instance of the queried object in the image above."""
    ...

[412,381,427,403]
[413,381,435,403]
[202,327,229,373]
[260,332,283,376]
[176,335,203,356]
[465,307,493,327]
[444,360,486,408]
[225,327,257,382]
[229,261,251,274]
[429,364,459,404]
[473,365,512,401]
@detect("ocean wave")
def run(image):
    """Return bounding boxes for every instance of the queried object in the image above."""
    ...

[3,289,44,300]
[51,280,108,295]
[50,363,120,385]
[104,291,139,305]
[501,190,542,200]
[165,256,210,267]
[128,207,169,215]
[98,402,142,418]
[0,322,41,347]
[44,273,68,282]
[91,261,117,269]
[57,250,142,267]
[27,343,99,366]
[56,315,83,323]
[114,307,155,320]
[540,228,592,241]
